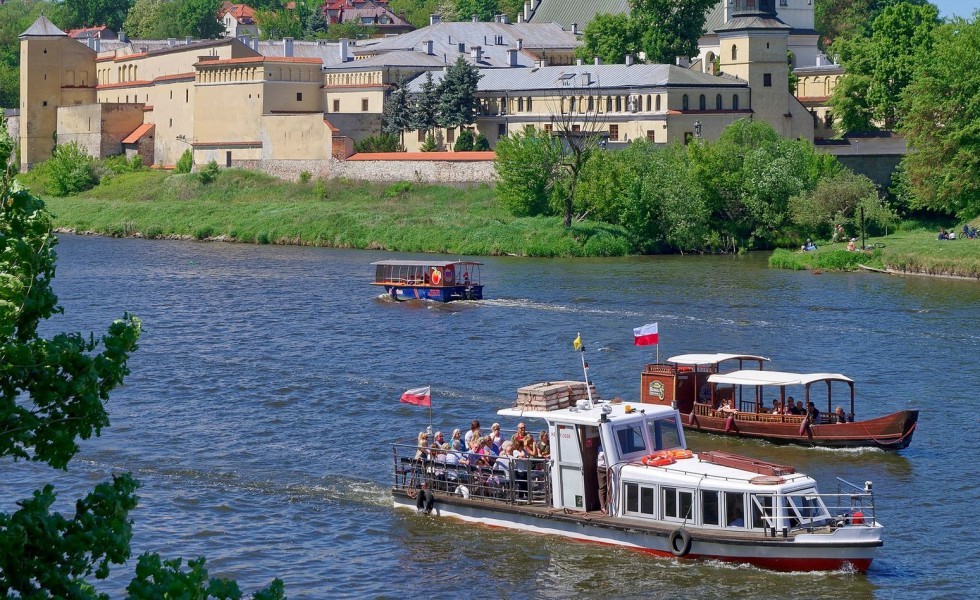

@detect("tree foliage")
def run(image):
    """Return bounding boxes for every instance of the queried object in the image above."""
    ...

[382,82,412,142]
[0,118,283,599]
[0,1,65,108]
[410,71,440,135]
[630,0,717,64]
[453,128,475,151]
[789,169,882,235]
[899,17,980,218]
[63,0,134,32]
[436,56,482,129]
[576,13,639,64]
[493,125,563,217]
[815,0,930,49]
[47,142,97,196]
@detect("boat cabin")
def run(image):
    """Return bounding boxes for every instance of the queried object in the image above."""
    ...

[371,259,483,302]
[641,353,769,414]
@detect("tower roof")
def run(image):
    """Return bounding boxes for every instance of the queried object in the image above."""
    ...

[20,15,67,38]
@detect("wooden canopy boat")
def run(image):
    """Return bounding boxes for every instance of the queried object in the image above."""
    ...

[639,353,918,450]
[392,381,884,572]
[371,259,483,302]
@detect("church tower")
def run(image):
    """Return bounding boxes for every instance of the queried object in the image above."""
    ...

[19,15,96,171]
[716,0,813,140]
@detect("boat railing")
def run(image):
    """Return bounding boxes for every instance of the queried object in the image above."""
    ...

[691,402,838,425]
[750,489,878,535]
[392,443,552,507]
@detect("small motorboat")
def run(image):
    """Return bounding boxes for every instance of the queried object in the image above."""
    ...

[371,259,483,302]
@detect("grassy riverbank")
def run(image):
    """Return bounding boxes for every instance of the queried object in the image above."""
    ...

[37,169,632,257]
[769,228,980,279]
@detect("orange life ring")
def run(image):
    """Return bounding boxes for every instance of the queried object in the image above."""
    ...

[669,449,693,460]
[642,451,676,467]
[431,269,442,285]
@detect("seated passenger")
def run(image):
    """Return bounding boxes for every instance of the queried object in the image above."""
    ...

[414,432,430,460]
[806,402,821,424]
[523,435,540,458]
[537,431,551,459]
[716,398,738,417]
[835,406,848,424]
[771,399,782,415]
[794,400,805,415]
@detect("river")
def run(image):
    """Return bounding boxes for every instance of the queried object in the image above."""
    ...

[3,234,978,598]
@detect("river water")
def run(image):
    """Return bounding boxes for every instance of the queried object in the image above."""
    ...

[3,234,978,598]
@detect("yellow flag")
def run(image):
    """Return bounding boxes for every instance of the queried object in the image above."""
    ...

[573,333,582,351]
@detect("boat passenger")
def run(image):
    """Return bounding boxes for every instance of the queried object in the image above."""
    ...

[511,422,528,443]
[806,402,821,424]
[450,428,462,448]
[717,398,738,417]
[597,444,610,515]
[523,435,540,459]
[835,406,848,424]
[537,431,551,459]
[414,432,430,460]
[464,420,481,447]
[794,400,805,415]
[432,431,446,449]
[771,399,782,415]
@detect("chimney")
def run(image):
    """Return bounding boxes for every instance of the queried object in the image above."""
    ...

[94,37,100,52]
[340,38,351,62]
[119,30,127,42]
[625,54,634,66]
[580,72,591,87]
[507,48,518,67]
[576,58,583,66]
[524,2,532,22]
[186,36,193,45]
[594,56,601,65]
[502,14,509,24]
[472,14,478,22]
[518,13,524,23]
[471,45,482,62]
[458,42,465,53]
[430,14,441,26]
[252,37,259,52]
[168,38,176,47]
[517,38,524,50]
[284,37,294,57]
[422,40,433,55]
[571,23,578,35]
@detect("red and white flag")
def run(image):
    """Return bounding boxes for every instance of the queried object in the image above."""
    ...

[399,386,431,407]
[633,323,659,346]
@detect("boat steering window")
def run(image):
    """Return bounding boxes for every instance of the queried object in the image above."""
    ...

[647,416,682,451]
[725,492,746,528]
[701,490,720,526]
[615,423,647,456]
[787,490,830,526]
[751,494,775,530]
[663,487,694,521]
[624,482,657,516]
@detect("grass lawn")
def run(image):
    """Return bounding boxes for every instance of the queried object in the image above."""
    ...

[38,169,632,258]
[769,228,980,279]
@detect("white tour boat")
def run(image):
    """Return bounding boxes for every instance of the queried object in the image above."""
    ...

[391,382,883,573]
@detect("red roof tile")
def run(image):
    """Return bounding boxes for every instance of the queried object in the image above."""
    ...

[122,123,154,144]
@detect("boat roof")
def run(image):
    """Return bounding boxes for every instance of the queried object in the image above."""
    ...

[667,353,770,366]
[708,370,854,386]
[623,455,813,490]
[371,259,483,266]
[498,400,677,426]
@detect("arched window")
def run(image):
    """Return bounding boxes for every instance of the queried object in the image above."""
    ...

[655,95,661,111]
[646,95,651,111]
[716,94,722,110]
[733,94,739,110]
[731,44,738,61]
[699,94,706,110]
[570,96,576,112]
[615,96,622,112]
[682,94,689,110]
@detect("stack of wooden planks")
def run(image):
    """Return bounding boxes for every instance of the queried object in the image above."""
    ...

[516,381,598,411]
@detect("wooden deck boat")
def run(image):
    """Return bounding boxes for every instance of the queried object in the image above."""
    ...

[392,382,883,573]
[639,354,918,450]
[371,259,483,302]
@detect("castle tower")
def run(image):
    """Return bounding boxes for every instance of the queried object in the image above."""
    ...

[716,0,813,140]
[19,15,96,171]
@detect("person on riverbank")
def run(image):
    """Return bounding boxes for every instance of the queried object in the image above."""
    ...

[802,239,817,251]
[847,238,856,252]
[832,224,846,243]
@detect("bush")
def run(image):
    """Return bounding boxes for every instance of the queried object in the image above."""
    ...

[420,133,438,152]
[354,133,402,153]
[383,182,414,198]
[96,154,144,182]
[474,133,490,151]
[453,129,474,152]
[175,149,193,174]
[299,170,312,184]
[314,179,328,199]
[198,161,220,185]
[47,142,96,196]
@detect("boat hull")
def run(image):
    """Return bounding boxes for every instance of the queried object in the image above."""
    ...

[383,284,483,302]
[393,489,880,573]
[682,409,919,450]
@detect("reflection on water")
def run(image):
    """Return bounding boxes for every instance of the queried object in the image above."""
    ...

[1,234,976,598]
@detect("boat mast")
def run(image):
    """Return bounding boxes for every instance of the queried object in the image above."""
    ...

[575,332,595,408]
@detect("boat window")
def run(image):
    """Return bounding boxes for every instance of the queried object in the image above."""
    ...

[701,490,720,525]
[751,494,775,529]
[787,490,830,526]
[615,423,647,456]
[725,492,745,528]
[663,487,694,520]
[624,482,657,516]
[647,416,682,450]
[663,486,676,517]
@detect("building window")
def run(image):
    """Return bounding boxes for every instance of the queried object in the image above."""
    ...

[498,123,506,137]
[624,483,657,516]
[418,129,426,142]
[296,92,303,101]
[169,118,173,127]
[699,94,706,110]
[725,492,745,528]
[606,97,613,112]
[588,96,595,111]
[170,90,173,100]
[543,123,553,133]
[527,97,533,111]
[646,95,652,111]
[682,94,689,110]
[572,124,581,132]
[186,89,189,102]
[609,124,619,141]
[701,490,720,526]
[518,97,524,112]
[333,99,340,112]
[733,94,739,110]
[825,111,834,127]
[615,96,622,112]
[42,101,48,107]
[646,130,656,142]
[655,95,661,111]
[447,128,455,143]
[780,0,788,5]
[361,98,368,111]
[716,94,723,110]
[731,44,737,61]
[764,73,772,87]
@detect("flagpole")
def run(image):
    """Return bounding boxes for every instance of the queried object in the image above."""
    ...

[427,386,433,437]
[580,343,594,409]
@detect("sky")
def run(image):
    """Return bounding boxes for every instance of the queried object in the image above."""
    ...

[932,0,980,18]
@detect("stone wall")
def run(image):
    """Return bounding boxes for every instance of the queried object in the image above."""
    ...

[3,111,19,155]
[328,157,496,184]
[234,159,331,181]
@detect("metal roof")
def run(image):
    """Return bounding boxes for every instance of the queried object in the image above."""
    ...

[405,63,746,94]
[667,353,769,366]
[527,0,629,29]
[322,50,447,70]
[356,20,579,55]
[20,15,67,38]
[708,370,854,387]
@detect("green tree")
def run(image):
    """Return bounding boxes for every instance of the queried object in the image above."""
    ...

[576,13,639,64]
[176,0,224,39]
[436,56,482,129]
[828,73,876,134]
[453,128,474,151]
[899,18,980,218]
[382,82,412,144]
[410,71,440,138]
[0,117,284,600]
[494,125,563,217]
[123,0,172,39]
[789,169,880,235]
[630,0,717,64]
[815,0,929,49]
[47,142,97,196]
[828,2,938,132]
[387,0,442,29]
[255,7,304,40]
[473,132,490,150]
[325,20,374,40]
[454,0,497,22]
[175,148,193,173]
[64,0,134,32]
[354,133,403,153]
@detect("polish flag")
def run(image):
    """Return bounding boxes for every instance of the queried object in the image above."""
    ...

[633,323,659,346]
[400,386,431,406]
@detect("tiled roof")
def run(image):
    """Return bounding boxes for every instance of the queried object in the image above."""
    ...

[20,15,67,37]
[122,123,154,144]
[405,64,746,94]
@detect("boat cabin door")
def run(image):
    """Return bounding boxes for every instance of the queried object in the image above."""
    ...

[553,423,601,512]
